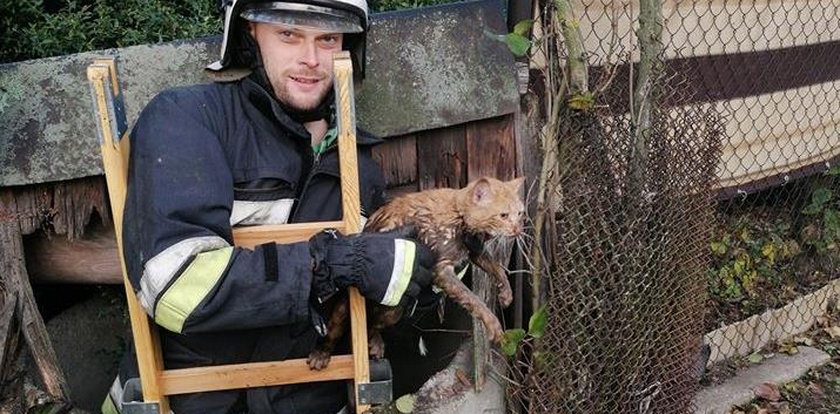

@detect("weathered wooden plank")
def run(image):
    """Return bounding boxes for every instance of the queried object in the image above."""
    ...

[464,115,517,391]
[2,177,106,239]
[0,0,518,187]
[417,125,467,191]
[0,291,20,384]
[0,220,69,401]
[513,96,541,331]
[371,135,418,189]
[466,115,517,182]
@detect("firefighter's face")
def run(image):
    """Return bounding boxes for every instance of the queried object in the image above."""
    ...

[248,22,343,112]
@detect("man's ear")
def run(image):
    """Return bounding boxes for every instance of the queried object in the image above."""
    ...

[247,21,256,38]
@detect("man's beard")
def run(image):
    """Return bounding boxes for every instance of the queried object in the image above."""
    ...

[271,72,331,112]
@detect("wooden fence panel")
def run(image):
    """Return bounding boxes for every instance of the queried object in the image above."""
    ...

[417,125,468,191]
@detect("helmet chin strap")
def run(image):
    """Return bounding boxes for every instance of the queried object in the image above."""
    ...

[240,29,333,124]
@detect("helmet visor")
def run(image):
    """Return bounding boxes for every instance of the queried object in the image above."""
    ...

[240,2,364,33]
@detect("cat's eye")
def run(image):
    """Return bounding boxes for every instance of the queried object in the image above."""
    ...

[500,213,509,218]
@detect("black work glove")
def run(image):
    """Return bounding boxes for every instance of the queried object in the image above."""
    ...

[310,228,435,307]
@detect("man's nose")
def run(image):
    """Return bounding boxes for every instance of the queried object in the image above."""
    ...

[299,41,319,67]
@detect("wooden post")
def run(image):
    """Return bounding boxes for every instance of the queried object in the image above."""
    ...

[88,60,171,413]
[0,219,70,401]
[0,290,23,412]
[332,50,371,414]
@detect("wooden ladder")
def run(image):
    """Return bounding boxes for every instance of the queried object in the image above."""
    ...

[87,52,375,414]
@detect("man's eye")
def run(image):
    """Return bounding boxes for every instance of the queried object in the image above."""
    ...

[320,35,340,45]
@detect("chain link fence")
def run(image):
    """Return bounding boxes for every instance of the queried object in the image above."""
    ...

[510,0,840,412]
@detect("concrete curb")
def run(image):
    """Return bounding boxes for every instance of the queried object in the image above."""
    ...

[704,278,840,366]
[694,346,830,414]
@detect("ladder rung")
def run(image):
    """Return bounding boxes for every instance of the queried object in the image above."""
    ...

[160,355,355,395]
[232,221,345,248]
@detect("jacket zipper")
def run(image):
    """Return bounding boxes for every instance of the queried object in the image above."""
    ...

[290,151,321,222]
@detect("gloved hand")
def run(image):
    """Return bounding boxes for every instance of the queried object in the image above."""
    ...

[309,227,435,306]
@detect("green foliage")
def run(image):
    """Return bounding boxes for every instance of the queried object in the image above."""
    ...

[528,304,547,339]
[369,0,462,12]
[801,181,840,253]
[505,33,532,57]
[500,305,548,358]
[1,0,464,63]
[708,215,799,303]
[501,328,526,357]
[1,0,219,63]
[568,92,596,110]
[513,19,534,36]
[503,19,534,57]
[709,170,840,314]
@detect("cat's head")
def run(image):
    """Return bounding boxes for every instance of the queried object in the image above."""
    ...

[459,176,525,238]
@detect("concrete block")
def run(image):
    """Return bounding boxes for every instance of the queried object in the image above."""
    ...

[694,346,830,414]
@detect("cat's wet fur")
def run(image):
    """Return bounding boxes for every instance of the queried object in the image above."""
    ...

[307,176,525,370]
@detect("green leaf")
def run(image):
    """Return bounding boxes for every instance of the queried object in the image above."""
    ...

[513,19,534,36]
[825,209,840,238]
[567,92,595,110]
[826,165,840,176]
[501,328,527,357]
[395,394,416,413]
[812,187,833,207]
[528,305,547,338]
[748,352,764,364]
[761,242,776,264]
[710,241,727,255]
[505,33,532,57]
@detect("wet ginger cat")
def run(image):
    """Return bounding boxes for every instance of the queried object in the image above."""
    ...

[307,176,525,370]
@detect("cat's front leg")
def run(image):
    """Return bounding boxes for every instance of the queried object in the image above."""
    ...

[434,261,504,343]
[307,298,349,370]
[368,306,404,360]
[472,253,513,308]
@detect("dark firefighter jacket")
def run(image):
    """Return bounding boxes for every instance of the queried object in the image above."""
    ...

[109,75,387,414]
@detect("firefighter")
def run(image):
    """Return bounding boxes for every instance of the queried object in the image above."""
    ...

[102,1,435,412]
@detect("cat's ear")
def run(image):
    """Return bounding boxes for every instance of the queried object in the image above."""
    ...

[472,178,492,205]
[509,177,525,194]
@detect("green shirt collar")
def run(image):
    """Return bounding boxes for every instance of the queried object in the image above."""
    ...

[312,112,338,155]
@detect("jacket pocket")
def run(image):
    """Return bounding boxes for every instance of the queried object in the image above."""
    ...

[232,177,296,226]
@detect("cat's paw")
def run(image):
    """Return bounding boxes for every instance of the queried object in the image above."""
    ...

[483,315,505,344]
[498,284,513,308]
[369,334,386,360]
[307,349,332,371]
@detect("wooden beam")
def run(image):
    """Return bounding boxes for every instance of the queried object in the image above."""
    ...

[160,355,355,395]
[25,226,121,284]
[232,221,345,249]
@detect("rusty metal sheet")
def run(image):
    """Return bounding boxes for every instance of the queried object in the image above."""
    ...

[0,0,517,187]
